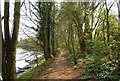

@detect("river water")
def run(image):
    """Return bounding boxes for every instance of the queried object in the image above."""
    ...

[0,48,43,80]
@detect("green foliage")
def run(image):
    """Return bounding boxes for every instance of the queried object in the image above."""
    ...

[87,39,110,62]
[68,53,74,61]
[83,61,120,80]
[85,55,94,61]
[87,64,110,75]
[109,41,120,62]
[61,48,68,51]
[82,76,93,80]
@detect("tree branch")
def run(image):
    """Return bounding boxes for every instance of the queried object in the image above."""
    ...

[20,28,44,48]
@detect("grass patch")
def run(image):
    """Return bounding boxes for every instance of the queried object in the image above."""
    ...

[19,58,46,79]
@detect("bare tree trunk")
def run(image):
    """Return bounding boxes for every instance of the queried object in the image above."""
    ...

[0,3,2,76]
[9,1,21,80]
[102,19,106,43]
[47,2,52,58]
[2,1,21,80]
[70,23,77,64]
[117,0,120,20]
[3,2,10,80]
[106,10,110,42]
[44,2,52,60]
[105,1,115,42]
[117,0,120,39]
[68,26,71,53]
[52,22,55,56]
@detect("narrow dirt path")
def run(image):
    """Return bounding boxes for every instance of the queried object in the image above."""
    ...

[35,50,85,79]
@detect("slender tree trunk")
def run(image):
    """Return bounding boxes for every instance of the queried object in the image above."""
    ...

[75,21,83,53]
[106,10,110,42]
[2,37,7,79]
[0,4,2,77]
[3,2,10,80]
[68,27,71,53]
[102,19,106,43]
[44,3,52,60]
[80,39,86,52]
[47,2,52,59]
[70,23,77,64]
[71,35,77,64]
[117,0,120,21]
[80,2,90,52]
[105,1,114,43]
[77,24,82,53]
[117,0,120,41]
[52,22,55,56]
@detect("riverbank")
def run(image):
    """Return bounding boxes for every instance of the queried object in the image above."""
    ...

[16,48,44,78]
[19,59,46,79]
[17,56,44,78]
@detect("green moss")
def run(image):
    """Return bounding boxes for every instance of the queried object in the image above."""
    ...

[19,59,46,79]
